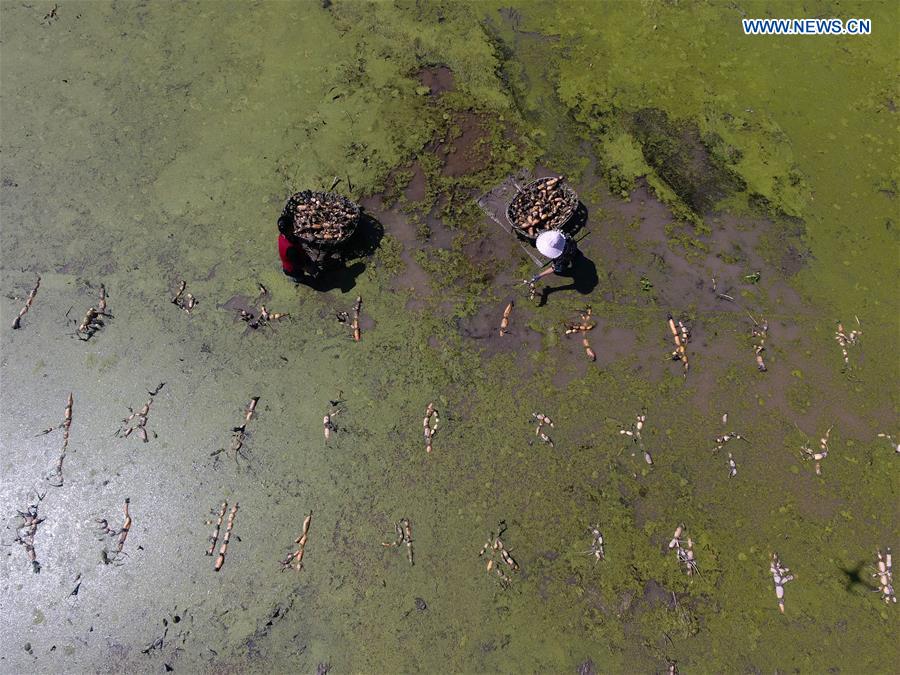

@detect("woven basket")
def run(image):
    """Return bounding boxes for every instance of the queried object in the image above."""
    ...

[506,176,578,241]
[283,190,361,249]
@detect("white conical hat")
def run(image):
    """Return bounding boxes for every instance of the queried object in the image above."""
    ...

[536,230,566,258]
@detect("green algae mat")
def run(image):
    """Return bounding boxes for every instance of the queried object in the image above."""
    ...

[1,1,897,673]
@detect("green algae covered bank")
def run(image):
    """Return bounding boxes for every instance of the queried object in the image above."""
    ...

[1,1,897,672]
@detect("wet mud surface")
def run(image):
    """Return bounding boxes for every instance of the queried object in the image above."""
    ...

[1,2,898,674]
[416,66,455,98]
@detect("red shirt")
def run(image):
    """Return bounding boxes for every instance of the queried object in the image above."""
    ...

[278,233,299,275]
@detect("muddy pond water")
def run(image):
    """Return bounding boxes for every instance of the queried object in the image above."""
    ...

[1,1,897,673]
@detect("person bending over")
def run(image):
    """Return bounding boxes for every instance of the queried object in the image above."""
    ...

[277,216,318,280]
[525,229,580,286]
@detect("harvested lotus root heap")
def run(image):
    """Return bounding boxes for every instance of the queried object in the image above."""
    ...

[507,176,577,238]
[287,191,359,243]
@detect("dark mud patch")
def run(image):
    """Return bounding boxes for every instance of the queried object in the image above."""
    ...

[360,196,429,303]
[360,190,463,313]
[550,344,591,390]
[780,244,806,276]
[416,65,455,97]
[791,475,845,522]
[220,294,254,315]
[592,321,639,368]
[422,198,457,250]
[629,108,745,214]
[435,112,492,178]
[680,316,746,410]
[460,223,516,273]
[202,263,222,281]
[404,161,427,203]
[579,177,806,320]
[641,579,677,610]
[456,298,543,362]
[745,321,877,438]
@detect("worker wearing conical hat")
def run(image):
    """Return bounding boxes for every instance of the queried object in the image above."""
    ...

[526,230,580,286]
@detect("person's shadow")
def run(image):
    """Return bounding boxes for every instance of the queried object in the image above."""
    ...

[528,200,596,304]
[304,261,366,293]
[292,213,383,293]
[540,251,599,304]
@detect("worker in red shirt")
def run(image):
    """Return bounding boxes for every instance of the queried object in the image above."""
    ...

[277,215,315,279]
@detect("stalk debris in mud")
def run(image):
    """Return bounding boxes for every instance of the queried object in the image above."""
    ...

[76,284,111,340]
[14,492,45,573]
[211,397,259,464]
[876,432,899,454]
[96,498,132,564]
[280,511,312,572]
[206,501,228,557]
[214,502,239,571]
[11,274,40,329]
[38,392,73,487]
[171,280,197,314]
[116,383,165,443]
[748,313,769,372]
[715,415,748,477]
[620,412,652,465]
[801,426,832,476]
[710,276,734,302]
[423,402,439,453]
[713,431,747,454]
[770,552,794,613]
[586,525,605,562]
[382,517,414,565]
[669,524,698,576]
[834,318,862,370]
[666,314,690,376]
[873,548,895,604]
[499,300,513,336]
[479,520,519,586]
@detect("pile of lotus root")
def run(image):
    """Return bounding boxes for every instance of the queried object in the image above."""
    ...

[507,176,578,237]
[285,191,360,244]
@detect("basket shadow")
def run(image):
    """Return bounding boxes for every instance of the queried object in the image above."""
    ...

[566,201,589,237]
[340,212,384,259]
[296,213,384,294]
